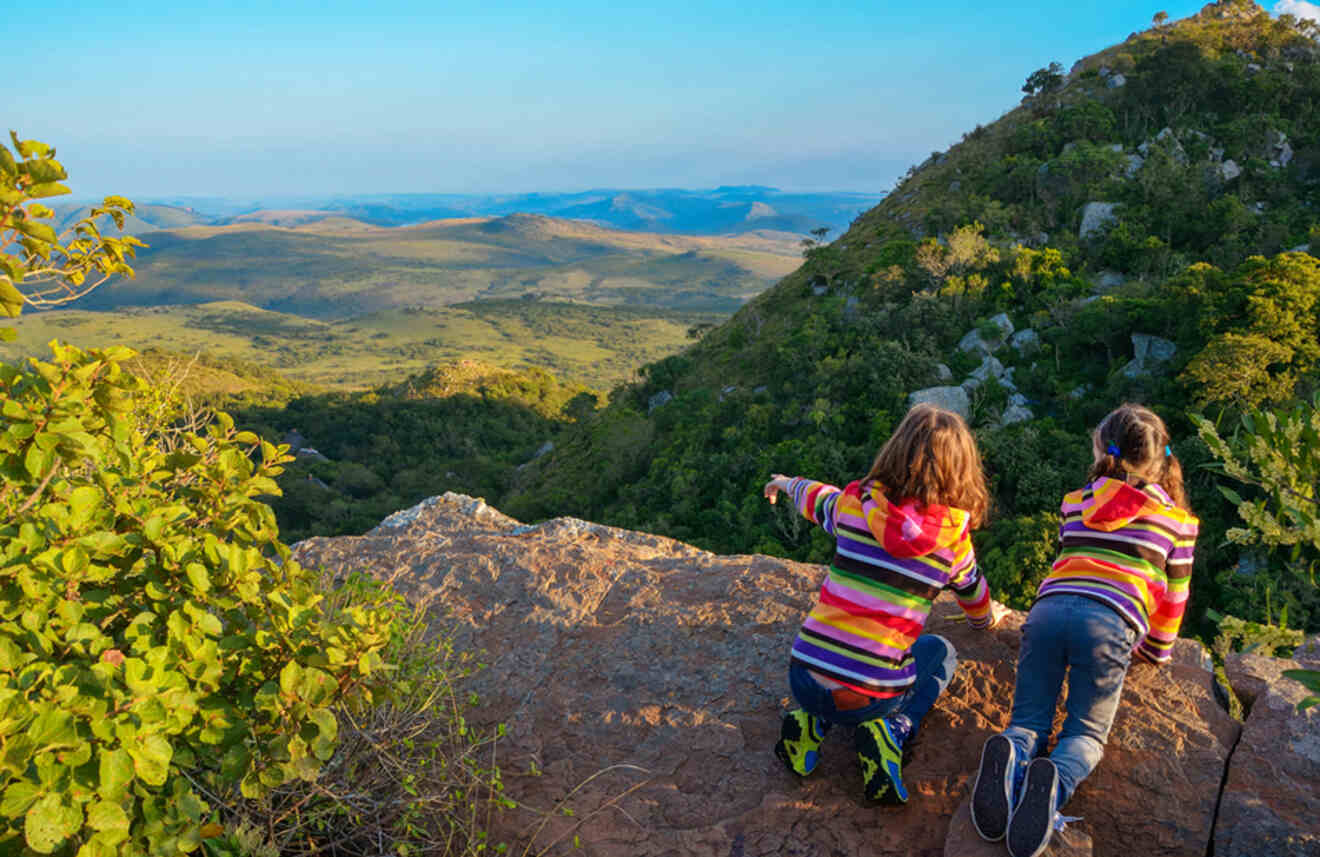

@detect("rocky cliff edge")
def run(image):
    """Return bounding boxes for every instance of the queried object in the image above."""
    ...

[292,493,1318,857]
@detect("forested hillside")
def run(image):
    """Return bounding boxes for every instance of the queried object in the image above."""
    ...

[232,360,593,542]
[506,0,1320,636]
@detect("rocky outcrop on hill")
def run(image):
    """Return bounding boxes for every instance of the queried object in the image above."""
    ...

[293,494,1315,857]
[1215,648,1320,857]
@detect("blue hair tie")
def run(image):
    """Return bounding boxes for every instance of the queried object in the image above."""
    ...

[1106,443,1121,456]
[1165,445,1172,457]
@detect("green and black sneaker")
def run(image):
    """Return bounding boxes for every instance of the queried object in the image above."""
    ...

[774,709,825,777]
[856,718,908,804]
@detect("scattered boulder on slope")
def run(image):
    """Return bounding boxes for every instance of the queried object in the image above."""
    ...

[1010,329,1040,355]
[957,314,1014,358]
[647,390,674,412]
[1122,333,1178,378]
[295,494,1242,857]
[909,385,971,420]
[1079,203,1119,240]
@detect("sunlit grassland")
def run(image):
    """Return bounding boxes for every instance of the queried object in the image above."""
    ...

[2,300,722,391]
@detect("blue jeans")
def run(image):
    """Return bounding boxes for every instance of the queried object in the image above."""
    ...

[789,634,957,732]
[1002,594,1138,808]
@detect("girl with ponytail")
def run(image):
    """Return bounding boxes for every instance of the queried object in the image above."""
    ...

[970,404,1199,857]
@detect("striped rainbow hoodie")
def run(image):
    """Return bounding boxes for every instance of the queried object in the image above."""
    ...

[1037,477,1199,664]
[786,477,992,699]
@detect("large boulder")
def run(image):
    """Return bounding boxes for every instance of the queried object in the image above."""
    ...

[962,355,1006,390]
[909,386,972,420]
[1010,329,1041,355]
[1122,333,1178,378]
[1215,651,1320,856]
[1079,203,1119,240]
[957,314,1014,358]
[295,494,1242,857]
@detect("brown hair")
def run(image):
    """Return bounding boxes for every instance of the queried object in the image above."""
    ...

[1088,402,1191,511]
[865,403,990,527]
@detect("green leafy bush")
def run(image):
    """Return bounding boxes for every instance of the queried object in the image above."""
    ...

[1192,393,1320,559]
[0,343,403,855]
[212,573,509,857]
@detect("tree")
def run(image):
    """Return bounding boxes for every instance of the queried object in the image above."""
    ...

[1022,62,1064,97]
[0,132,144,331]
[1153,10,1170,28]
[799,226,832,258]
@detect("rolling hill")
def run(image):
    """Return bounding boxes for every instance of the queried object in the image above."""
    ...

[61,213,803,318]
[104,186,882,235]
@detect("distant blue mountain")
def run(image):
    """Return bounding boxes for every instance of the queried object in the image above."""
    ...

[132,186,884,236]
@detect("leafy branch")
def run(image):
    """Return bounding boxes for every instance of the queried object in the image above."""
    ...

[0,131,146,325]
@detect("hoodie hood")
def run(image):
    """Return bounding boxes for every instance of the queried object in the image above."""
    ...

[847,480,969,558]
[1077,477,1171,532]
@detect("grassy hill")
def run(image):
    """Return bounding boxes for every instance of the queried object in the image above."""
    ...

[54,213,801,318]
[0,298,720,391]
[505,0,1320,636]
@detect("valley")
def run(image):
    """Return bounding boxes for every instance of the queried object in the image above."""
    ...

[1,213,801,390]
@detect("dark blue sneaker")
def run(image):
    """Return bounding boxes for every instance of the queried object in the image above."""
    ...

[1007,757,1059,857]
[971,734,1015,841]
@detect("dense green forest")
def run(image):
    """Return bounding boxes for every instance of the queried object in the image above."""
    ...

[231,361,594,543]
[505,1,1320,637]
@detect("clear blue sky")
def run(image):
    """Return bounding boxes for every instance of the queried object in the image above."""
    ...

[8,1,1292,198]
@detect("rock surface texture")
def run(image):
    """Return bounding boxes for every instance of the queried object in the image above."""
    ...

[1215,649,1320,857]
[296,494,1256,857]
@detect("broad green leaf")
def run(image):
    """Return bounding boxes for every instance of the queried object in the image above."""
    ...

[14,218,57,244]
[1282,668,1320,692]
[86,800,129,834]
[142,516,164,542]
[24,443,53,480]
[68,486,101,525]
[24,793,81,854]
[11,136,52,158]
[279,661,301,698]
[27,710,77,752]
[22,158,65,183]
[97,748,133,800]
[128,734,172,786]
[25,182,71,200]
[309,709,338,761]
[185,563,210,594]
[0,781,41,819]
[0,280,24,318]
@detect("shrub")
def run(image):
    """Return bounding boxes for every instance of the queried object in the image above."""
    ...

[0,343,402,855]
[212,573,509,857]
[977,513,1060,610]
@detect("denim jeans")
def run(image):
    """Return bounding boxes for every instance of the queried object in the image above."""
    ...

[1002,594,1138,808]
[789,634,957,732]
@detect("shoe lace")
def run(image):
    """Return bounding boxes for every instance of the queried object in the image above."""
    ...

[1054,813,1082,833]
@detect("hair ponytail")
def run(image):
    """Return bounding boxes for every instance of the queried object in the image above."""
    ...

[1088,403,1192,512]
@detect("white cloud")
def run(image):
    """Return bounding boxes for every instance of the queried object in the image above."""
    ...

[1276,0,1320,22]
